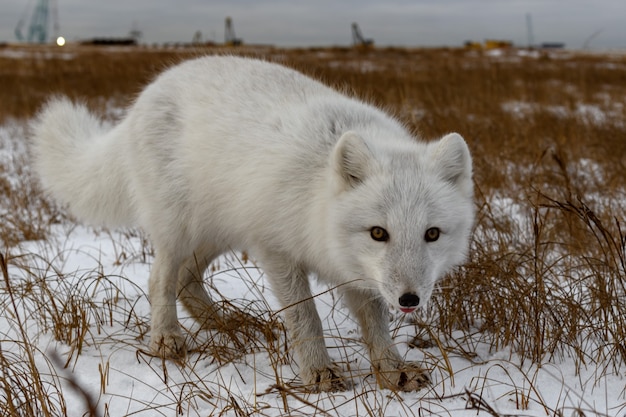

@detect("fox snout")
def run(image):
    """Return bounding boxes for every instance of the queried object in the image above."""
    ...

[380,266,434,314]
[398,292,420,313]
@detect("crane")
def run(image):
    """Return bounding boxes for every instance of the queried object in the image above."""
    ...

[15,0,59,43]
[352,23,373,48]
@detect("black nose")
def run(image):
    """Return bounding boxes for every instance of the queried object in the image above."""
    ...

[399,293,420,308]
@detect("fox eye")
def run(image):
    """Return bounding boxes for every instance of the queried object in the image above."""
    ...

[425,227,440,242]
[370,226,389,242]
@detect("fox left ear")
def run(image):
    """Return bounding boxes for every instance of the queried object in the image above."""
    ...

[429,133,473,197]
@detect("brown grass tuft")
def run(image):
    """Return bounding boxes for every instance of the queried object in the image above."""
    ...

[0,44,624,415]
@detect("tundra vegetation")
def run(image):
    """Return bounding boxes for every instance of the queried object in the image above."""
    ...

[0,45,624,416]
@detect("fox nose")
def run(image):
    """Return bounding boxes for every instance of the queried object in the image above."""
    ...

[399,293,420,308]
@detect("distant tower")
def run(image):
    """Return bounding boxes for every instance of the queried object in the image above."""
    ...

[224,17,242,46]
[129,20,142,42]
[15,0,55,43]
[526,13,534,48]
[192,30,203,45]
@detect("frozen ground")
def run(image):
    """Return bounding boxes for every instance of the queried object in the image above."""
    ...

[4,224,624,416]
[1,115,624,416]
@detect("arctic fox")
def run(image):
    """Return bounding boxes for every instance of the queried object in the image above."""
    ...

[32,56,474,392]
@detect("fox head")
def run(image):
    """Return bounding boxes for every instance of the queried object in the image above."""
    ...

[326,131,474,313]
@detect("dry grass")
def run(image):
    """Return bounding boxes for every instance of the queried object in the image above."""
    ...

[0,44,624,416]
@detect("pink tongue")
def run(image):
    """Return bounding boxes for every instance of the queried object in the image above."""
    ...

[400,307,416,314]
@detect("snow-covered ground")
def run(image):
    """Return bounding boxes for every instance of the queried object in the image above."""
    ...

[1,110,624,416]
[4,224,624,417]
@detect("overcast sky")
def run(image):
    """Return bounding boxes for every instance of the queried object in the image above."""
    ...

[2,0,625,49]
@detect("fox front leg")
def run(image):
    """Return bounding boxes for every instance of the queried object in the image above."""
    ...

[344,288,430,391]
[148,251,187,359]
[261,254,348,392]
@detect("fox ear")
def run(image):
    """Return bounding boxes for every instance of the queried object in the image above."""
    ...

[429,133,473,196]
[332,131,374,189]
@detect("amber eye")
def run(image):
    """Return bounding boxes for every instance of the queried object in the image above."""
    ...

[370,226,389,242]
[425,227,440,242]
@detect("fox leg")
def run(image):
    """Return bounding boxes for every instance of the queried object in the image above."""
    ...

[261,254,348,392]
[343,288,430,391]
[177,245,222,328]
[148,250,187,359]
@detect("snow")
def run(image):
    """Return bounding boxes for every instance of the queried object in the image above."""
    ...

[7,226,624,416]
[0,46,76,60]
[501,98,625,128]
[2,119,625,416]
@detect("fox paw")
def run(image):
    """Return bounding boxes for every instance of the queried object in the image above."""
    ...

[302,366,349,392]
[374,361,430,392]
[150,332,187,360]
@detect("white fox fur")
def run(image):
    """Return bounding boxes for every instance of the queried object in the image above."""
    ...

[32,56,474,392]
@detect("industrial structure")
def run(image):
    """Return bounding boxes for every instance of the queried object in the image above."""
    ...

[526,13,565,49]
[15,0,59,43]
[224,17,242,46]
[351,23,373,48]
[526,13,535,48]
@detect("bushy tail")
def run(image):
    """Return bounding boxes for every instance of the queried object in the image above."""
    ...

[31,97,135,227]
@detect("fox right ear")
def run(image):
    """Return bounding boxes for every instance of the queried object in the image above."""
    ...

[429,132,473,198]
[331,131,374,189]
